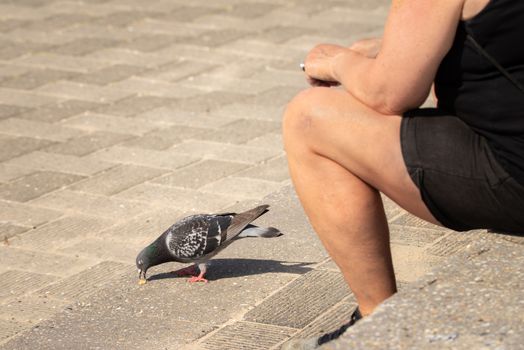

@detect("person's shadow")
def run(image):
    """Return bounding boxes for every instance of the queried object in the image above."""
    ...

[148,258,315,282]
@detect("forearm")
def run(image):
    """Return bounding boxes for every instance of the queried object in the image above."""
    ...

[331,50,429,115]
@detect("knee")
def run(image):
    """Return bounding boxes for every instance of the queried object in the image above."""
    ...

[282,87,329,142]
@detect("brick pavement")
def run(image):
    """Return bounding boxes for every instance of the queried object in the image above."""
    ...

[1,1,518,349]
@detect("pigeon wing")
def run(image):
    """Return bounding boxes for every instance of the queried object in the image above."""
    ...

[166,214,232,260]
[224,205,269,242]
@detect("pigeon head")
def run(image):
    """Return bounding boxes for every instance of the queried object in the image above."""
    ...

[136,243,159,285]
[135,240,172,285]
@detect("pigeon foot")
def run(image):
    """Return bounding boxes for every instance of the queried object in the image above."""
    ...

[187,275,208,283]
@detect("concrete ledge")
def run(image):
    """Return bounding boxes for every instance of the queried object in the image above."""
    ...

[324,234,524,349]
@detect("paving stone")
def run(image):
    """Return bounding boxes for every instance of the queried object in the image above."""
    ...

[166,90,250,113]
[0,69,78,90]
[193,119,280,144]
[57,237,144,264]
[0,41,51,60]
[69,164,167,196]
[171,140,281,164]
[10,215,112,251]
[201,176,283,200]
[0,88,63,108]
[390,244,442,283]
[155,5,219,22]
[0,318,27,345]
[86,48,174,68]
[382,194,405,221]
[213,102,285,122]
[129,17,210,37]
[0,64,31,80]
[108,77,204,99]
[70,64,146,86]
[16,100,102,123]
[178,73,276,94]
[0,246,96,277]
[5,151,113,176]
[426,233,477,257]
[218,39,305,60]
[135,107,238,128]
[29,190,154,219]
[0,200,62,228]
[157,43,242,65]
[0,136,55,162]
[0,19,28,32]
[291,300,357,339]
[37,261,130,302]
[179,28,250,48]
[244,270,351,328]
[15,53,114,73]
[200,321,295,350]
[0,270,58,301]
[36,81,132,103]
[0,223,30,241]
[96,208,184,245]
[391,212,449,230]
[141,60,217,82]
[0,105,29,120]
[94,94,176,117]
[0,118,84,142]
[51,37,123,56]
[116,183,238,213]
[42,131,133,156]
[117,34,179,52]
[0,295,69,324]
[389,224,448,248]
[151,159,249,189]
[21,13,92,32]
[90,11,157,28]
[245,132,283,149]
[121,125,208,150]
[0,171,85,202]
[60,112,164,136]
[236,155,289,182]
[0,164,35,183]
[88,145,198,170]
[243,85,301,107]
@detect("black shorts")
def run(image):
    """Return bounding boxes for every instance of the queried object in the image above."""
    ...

[400,108,524,233]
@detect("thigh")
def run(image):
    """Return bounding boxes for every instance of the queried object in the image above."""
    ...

[283,87,438,224]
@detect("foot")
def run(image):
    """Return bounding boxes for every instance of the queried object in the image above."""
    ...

[187,275,208,283]
[280,307,362,349]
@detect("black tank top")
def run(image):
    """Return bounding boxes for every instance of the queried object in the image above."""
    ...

[434,0,524,185]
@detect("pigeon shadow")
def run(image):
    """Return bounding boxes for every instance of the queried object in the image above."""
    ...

[147,258,315,282]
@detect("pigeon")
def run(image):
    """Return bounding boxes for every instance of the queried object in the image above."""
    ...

[136,205,281,284]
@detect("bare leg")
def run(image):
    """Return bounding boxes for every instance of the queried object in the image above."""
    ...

[283,87,439,315]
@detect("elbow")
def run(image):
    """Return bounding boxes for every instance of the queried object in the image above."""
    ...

[370,88,430,116]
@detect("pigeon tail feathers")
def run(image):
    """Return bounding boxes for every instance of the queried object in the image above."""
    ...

[224,205,269,241]
[237,225,282,238]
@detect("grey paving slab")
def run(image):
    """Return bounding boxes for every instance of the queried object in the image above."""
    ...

[244,270,351,328]
[0,246,96,277]
[42,131,134,156]
[0,136,55,162]
[121,124,208,150]
[0,171,84,202]
[0,295,69,324]
[0,223,29,241]
[5,151,113,176]
[9,214,113,251]
[0,200,62,228]
[0,270,58,301]
[151,159,250,189]
[16,100,102,123]
[199,321,295,350]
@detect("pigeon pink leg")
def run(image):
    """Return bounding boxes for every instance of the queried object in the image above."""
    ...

[187,263,208,283]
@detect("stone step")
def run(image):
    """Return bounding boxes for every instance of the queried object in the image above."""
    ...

[322,234,524,349]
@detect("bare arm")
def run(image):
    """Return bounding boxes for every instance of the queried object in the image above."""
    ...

[304,0,464,115]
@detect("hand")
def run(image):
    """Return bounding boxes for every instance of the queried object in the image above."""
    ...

[303,44,347,86]
[349,37,382,58]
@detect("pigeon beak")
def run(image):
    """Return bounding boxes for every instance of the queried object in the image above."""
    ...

[138,269,147,285]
